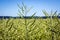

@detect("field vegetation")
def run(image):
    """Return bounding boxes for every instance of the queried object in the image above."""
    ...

[0,3,60,40]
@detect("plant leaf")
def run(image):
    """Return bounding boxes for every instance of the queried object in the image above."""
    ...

[42,10,49,16]
[30,12,36,18]
[53,11,57,16]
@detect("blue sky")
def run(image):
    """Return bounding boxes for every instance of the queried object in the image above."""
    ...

[0,0,60,16]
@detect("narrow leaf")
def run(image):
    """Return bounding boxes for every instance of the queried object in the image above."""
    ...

[42,10,49,16]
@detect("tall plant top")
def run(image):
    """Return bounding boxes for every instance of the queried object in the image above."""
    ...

[17,2,36,18]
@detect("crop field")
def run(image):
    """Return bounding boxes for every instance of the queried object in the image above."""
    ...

[0,17,60,40]
[0,2,60,40]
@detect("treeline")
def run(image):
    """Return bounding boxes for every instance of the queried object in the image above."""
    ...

[0,16,60,19]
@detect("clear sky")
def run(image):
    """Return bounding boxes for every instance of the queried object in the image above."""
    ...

[0,0,60,16]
